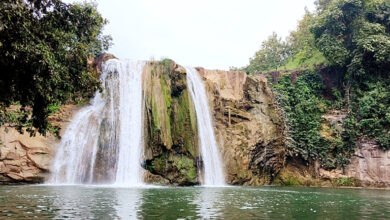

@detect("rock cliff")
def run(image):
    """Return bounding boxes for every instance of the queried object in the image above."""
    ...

[1,56,390,187]
[319,137,390,187]
[346,137,390,187]
[0,104,78,183]
[196,68,286,185]
[0,128,52,183]
[142,60,199,186]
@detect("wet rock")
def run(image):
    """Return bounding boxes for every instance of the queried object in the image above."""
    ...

[143,170,170,185]
[197,68,286,185]
[89,53,118,76]
[142,60,199,186]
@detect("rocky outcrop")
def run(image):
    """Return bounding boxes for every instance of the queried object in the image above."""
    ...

[196,68,286,185]
[89,53,118,76]
[346,137,390,187]
[0,128,53,183]
[280,109,390,188]
[142,60,199,186]
[0,105,79,184]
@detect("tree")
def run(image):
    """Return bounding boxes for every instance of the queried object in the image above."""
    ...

[246,32,290,73]
[312,0,390,77]
[287,9,326,68]
[312,0,390,150]
[315,0,334,12]
[312,0,364,67]
[0,0,112,134]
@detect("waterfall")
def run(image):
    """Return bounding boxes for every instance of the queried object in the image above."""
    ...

[49,59,145,186]
[185,67,225,186]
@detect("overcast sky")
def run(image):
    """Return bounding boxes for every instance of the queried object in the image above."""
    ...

[65,0,316,70]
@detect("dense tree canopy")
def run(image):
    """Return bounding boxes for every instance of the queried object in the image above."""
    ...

[312,0,390,149]
[312,0,390,77]
[0,0,112,134]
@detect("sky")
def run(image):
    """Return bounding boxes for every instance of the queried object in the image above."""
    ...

[65,0,316,70]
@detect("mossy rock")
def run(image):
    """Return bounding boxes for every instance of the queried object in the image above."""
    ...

[332,177,361,187]
[143,60,199,185]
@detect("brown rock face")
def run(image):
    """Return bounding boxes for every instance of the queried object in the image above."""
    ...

[0,105,79,184]
[89,53,118,76]
[196,68,286,185]
[0,128,53,183]
[346,137,390,187]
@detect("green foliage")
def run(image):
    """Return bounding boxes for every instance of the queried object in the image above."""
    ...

[0,0,112,135]
[245,9,327,73]
[283,50,327,71]
[246,32,290,73]
[287,9,328,69]
[272,71,355,168]
[273,72,328,161]
[346,81,390,150]
[48,102,61,115]
[315,0,334,12]
[333,177,360,186]
[312,0,390,150]
[312,0,390,77]
[246,0,390,169]
[1,107,33,132]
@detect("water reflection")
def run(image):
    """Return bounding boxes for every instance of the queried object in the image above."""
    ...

[114,187,143,219]
[50,185,118,219]
[2,185,390,219]
[193,187,226,219]
[139,187,198,219]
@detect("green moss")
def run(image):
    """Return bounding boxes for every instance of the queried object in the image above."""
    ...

[151,96,160,131]
[145,61,199,185]
[173,89,197,156]
[160,58,173,73]
[188,91,197,139]
[149,62,175,147]
[152,156,166,173]
[173,156,197,181]
[282,176,301,186]
[160,74,172,133]
[186,166,197,181]
[333,177,361,187]
[275,170,303,186]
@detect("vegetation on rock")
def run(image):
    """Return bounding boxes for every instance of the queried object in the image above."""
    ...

[245,0,390,170]
[143,60,199,185]
[0,0,112,135]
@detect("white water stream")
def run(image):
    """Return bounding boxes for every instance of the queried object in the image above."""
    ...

[49,59,145,186]
[185,67,225,186]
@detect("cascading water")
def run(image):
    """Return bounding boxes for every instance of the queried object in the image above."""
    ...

[49,59,145,186]
[185,67,225,186]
